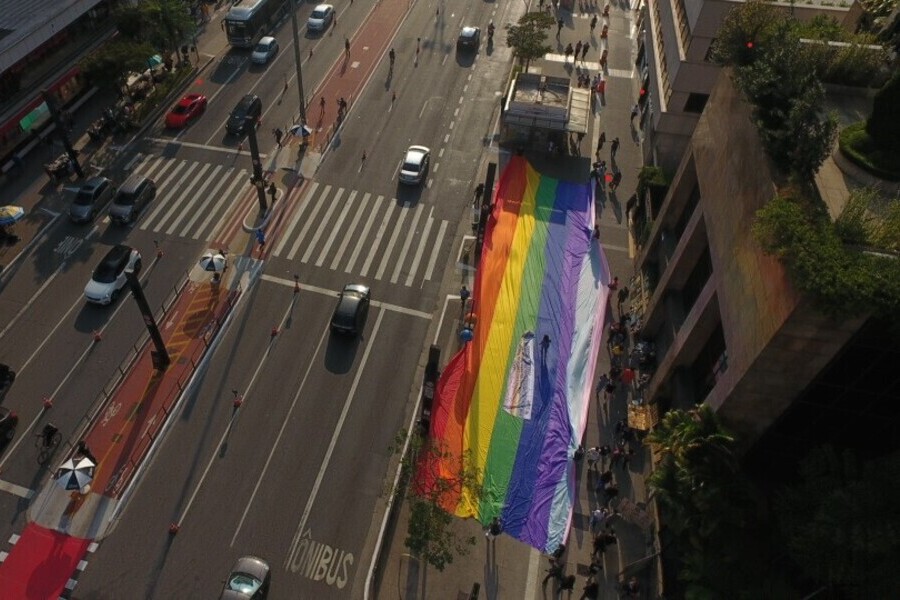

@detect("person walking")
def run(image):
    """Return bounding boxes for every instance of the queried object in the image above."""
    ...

[543,561,564,586]
[255,228,266,250]
[590,15,598,33]
[610,169,622,191]
[611,137,620,158]
[320,95,326,113]
[617,286,630,314]
[580,578,601,600]
[599,444,612,468]
[557,18,564,38]
[389,47,396,68]
[596,131,606,156]
[585,446,601,470]
[267,182,277,203]
[595,373,610,401]
[274,127,283,147]
[345,37,350,56]
[564,43,574,63]
[575,40,583,60]
[557,575,576,596]
[580,41,589,61]
[485,516,502,541]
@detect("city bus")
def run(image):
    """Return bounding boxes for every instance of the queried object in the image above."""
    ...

[224,0,289,49]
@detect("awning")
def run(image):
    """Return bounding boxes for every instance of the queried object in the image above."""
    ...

[565,87,590,135]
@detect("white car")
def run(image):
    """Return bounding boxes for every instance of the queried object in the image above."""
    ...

[251,36,278,64]
[84,245,142,305]
[307,4,334,31]
[399,145,431,185]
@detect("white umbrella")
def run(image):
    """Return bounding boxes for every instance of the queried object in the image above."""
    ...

[56,456,95,491]
[199,252,227,273]
[289,123,312,138]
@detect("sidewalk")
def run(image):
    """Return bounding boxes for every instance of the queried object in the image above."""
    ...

[374,2,657,599]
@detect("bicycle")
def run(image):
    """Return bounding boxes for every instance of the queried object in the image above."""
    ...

[35,424,62,466]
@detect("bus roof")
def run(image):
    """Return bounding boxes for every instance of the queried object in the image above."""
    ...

[226,0,268,20]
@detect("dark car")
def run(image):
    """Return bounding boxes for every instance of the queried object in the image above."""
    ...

[226,94,263,136]
[0,363,15,394]
[330,284,370,336]
[69,176,113,223]
[109,173,156,225]
[220,556,270,600]
[0,406,19,443]
[457,26,481,50]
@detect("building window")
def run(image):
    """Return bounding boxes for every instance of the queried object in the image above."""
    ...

[684,93,709,114]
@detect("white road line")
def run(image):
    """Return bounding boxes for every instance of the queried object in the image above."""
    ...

[287,184,331,260]
[163,163,214,234]
[345,194,383,273]
[285,310,385,568]
[154,162,211,233]
[406,215,434,287]
[315,189,355,267]
[194,171,247,240]
[330,192,369,270]
[230,297,329,546]
[0,480,33,499]
[140,160,189,230]
[178,166,231,237]
[147,138,268,159]
[360,201,396,277]
[391,203,424,284]
[301,187,343,263]
[274,181,318,256]
[259,275,432,319]
[374,202,409,280]
[424,219,448,281]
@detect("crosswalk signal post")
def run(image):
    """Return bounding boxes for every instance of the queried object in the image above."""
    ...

[244,116,268,214]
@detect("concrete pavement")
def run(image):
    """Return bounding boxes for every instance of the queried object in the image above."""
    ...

[373,2,658,598]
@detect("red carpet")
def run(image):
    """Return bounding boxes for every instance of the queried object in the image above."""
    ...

[0,523,91,599]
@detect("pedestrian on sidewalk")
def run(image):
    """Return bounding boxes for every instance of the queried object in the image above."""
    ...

[557,18,564,38]
[345,37,350,56]
[543,561,564,586]
[581,42,589,61]
[599,444,612,467]
[564,43,574,62]
[596,131,606,156]
[591,532,608,558]
[589,506,610,532]
[595,373,610,401]
[459,284,470,306]
[574,40,583,60]
[485,516,502,541]
[274,127,283,146]
[608,275,619,290]
[268,182,277,203]
[320,95,326,113]
[590,15,598,33]
[580,578,601,600]
[616,285,630,314]
[76,441,96,464]
[611,137,620,158]
[603,380,617,403]
[557,575,576,596]
[631,103,640,122]
[610,169,622,191]
[585,446,601,470]
[255,228,266,250]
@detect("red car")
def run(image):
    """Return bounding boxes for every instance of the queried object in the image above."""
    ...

[165,93,208,128]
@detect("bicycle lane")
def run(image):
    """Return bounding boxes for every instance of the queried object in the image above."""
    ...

[0,276,243,599]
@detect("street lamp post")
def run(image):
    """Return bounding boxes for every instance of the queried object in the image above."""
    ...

[244,116,268,214]
[289,0,307,125]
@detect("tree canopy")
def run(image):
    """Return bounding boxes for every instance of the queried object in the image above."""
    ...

[505,12,555,69]
[80,39,158,92]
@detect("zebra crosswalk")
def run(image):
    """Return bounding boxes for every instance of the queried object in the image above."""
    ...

[130,156,451,288]
[271,181,450,288]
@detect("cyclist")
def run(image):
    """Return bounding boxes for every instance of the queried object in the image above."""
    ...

[41,423,59,448]
[389,48,395,68]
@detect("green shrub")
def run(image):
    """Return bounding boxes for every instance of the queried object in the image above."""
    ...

[839,122,900,181]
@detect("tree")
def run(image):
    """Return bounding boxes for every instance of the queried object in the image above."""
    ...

[114,4,146,42]
[711,0,784,67]
[389,430,483,572]
[80,39,158,92]
[138,0,197,60]
[504,12,555,69]
[776,447,900,598]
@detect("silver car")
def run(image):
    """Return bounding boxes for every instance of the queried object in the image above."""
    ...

[307,4,334,31]
[399,145,431,185]
[69,177,113,223]
[109,173,155,225]
[251,36,278,64]
[84,245,142,305]
[220,556,270,599]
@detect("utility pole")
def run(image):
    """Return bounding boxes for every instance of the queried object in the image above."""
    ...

[244,116,268,214]
[125,271,170,371]
[289,0,308,125]
[40,89,84,178]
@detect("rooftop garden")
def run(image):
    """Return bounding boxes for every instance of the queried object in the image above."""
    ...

[712,0,900,321]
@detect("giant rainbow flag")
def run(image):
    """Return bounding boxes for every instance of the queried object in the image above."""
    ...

[423,156,611,553]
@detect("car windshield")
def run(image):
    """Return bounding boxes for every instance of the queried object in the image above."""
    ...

[172,104,190,114]
[403,159,421,172]
[74,190,95,206]
[227,573,262,594]
[115,191,137,206]
[312,8,328,18]
[254,42,270,52]
[92,263,119,284]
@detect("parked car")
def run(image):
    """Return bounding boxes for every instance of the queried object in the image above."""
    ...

[109,173,156,225]
[399,146,431,185]
[330,284,370,336]
[84,245,142,305]
[307,4,334,31]
[220,556,270,599]
[0,406,18,444]
[0,363,15,394]
[165,93,208,128]
[251,36,279,64]
[226,94,263,136]
[69,177,113,223]
[457,26,481,50]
